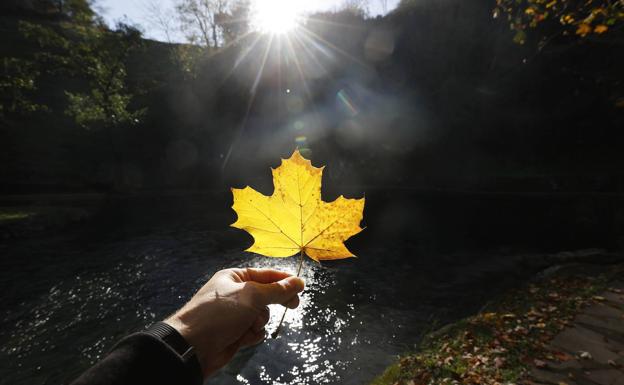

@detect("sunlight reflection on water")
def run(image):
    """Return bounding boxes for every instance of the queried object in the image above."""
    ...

[0,230,510,385]
[228,255,354,385]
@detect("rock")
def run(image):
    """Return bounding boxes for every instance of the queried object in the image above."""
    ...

[582,303,624,320]
[530,368,571,384]
[580,369,623,385]
[576,313,624,335]
[602,292,624,306]
[546,359,583,371]
[551,326,621,363]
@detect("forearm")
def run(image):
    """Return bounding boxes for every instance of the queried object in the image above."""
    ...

[70,268,303,384]
[70,332,202,385]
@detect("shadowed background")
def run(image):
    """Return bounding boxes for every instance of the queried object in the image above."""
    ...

[0,0,623,384]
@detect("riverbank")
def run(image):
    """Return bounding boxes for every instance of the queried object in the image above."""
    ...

[373,262,624,385]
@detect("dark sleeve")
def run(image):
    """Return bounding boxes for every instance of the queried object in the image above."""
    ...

[71,333,203,385]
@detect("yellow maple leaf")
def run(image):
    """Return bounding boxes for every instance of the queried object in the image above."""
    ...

[231,149,365,261]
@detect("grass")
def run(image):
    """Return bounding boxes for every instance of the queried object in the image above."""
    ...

[0,210,33,223]
[0,206,90,237]
[372,263,624,385]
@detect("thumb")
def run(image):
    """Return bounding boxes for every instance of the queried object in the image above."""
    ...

[253,276,304,306]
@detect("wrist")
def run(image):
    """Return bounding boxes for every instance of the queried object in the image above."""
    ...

[146,322,193,356]
[164,314,208,375]
[163,316,191,342]
[145,321,202,381]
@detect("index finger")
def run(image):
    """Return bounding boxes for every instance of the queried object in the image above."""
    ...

[238,268,294,283]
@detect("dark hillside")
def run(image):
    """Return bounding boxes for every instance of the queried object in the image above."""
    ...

[1,0,623,193]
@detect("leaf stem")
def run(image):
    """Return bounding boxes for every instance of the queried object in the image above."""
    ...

[271,249,305,338]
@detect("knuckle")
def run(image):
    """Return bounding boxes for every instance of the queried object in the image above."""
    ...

[215,268,232,277]
[244,267,255,280]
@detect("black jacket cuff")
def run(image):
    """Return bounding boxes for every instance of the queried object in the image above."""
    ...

[71,332,203,385]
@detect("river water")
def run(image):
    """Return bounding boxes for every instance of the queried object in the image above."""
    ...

[0,191,618,385]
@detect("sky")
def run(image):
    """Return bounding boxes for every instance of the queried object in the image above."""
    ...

[97,0,400,42]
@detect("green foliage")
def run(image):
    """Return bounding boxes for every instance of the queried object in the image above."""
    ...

[0,211,32,223]
[65,89,142,129]
[19,21,69,50]
[494,0,624,44]
[370,363,402,385]
[63,23,146,128]
[62,0,99,24]
[9,2,148,189]
[19,13,146,130]
[0,57,48,118]
[172,44,205,80]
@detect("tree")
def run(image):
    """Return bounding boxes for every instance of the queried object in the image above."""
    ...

[0,58,48,122]
[176,0,229,48]
[341,0,370,17]
[493,0,624,44]
[62,23,146,130]
[144,0,178,44]
[174,0,253,48]
[0,1,98,123]
[60,0,98,20]
[19,4,147,189]
[217,0,251,45]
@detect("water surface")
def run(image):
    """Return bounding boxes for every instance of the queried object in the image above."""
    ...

[0,192,615,384]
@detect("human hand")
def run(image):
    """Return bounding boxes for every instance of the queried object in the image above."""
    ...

[164,268,305,377]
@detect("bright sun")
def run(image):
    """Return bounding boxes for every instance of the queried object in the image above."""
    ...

[251,0,304,34]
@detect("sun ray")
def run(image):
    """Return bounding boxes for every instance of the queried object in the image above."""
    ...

[294,31,334,62]
[298,26,371,70]
[222,34,274,171]
[290,30,331,77]
[229,33,263,76]
[284,32,330,144]
[207,33,263,88]
[283,33,312,99]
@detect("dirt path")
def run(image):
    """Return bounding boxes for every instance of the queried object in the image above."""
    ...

[527,282,624,385]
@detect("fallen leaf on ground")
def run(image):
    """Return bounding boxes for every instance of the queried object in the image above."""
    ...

[553,351,573,361]
[594,24,608,34]
[483,312,497,321]
[578,351,593,360]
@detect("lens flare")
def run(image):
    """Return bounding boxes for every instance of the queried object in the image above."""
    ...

[337,89,358,117]
[295,135,307,145]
